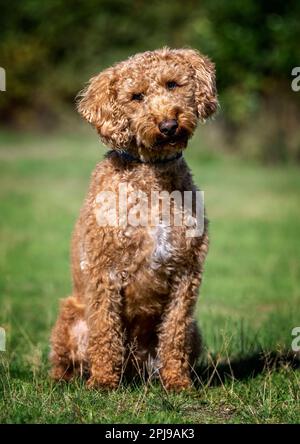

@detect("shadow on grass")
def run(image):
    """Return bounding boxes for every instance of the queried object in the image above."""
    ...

[193,350,300,387]
[119,349,300,391]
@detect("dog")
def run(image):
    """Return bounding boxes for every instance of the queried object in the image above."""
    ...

[50,47,217,391]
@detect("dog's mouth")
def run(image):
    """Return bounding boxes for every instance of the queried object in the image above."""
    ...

[155,127,190,148]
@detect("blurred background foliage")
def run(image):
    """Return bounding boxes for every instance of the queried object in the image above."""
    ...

[0,0,300,162]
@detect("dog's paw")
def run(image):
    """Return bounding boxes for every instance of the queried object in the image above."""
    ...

[86,375,119,391]
[161,375,193,392]
[50,365,74,382]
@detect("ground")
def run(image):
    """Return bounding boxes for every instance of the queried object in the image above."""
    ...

[0,128,299,424]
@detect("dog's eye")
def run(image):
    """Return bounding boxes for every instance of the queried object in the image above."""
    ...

[166,81,178,90]
[131,93,144,102]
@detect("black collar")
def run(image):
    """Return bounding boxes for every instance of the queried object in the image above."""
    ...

[108,150,183,165]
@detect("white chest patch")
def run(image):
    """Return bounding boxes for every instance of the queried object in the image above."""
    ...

[150,223,174,269]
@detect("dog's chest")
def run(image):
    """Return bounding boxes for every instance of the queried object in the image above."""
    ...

[149,222,174,269]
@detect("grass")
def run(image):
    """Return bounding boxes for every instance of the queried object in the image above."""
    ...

[0,127,300,423]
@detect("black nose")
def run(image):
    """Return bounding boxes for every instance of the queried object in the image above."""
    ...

[159,119,178,136]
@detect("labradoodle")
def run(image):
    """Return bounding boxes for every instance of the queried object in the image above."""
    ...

[50,47,218,391]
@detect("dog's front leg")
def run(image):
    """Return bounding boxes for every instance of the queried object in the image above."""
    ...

[86,274,124,390]
[157,271,201,392]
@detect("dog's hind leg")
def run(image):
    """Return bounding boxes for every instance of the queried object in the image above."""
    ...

[49,296,88,381]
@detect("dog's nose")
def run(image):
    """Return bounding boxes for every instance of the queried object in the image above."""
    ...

[159,119,178,136]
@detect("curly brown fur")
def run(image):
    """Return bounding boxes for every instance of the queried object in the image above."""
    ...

[50,47,217,391]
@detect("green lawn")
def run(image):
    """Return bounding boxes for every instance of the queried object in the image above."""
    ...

[0,129,300,423]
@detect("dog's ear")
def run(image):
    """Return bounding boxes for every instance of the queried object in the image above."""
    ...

[77,68,130,149]
[176,49,218,121]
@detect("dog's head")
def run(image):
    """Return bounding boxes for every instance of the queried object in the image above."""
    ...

[77,48,217,158]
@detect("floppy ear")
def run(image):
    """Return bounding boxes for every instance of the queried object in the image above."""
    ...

[176,49,218,121]
[77,67,131,149]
